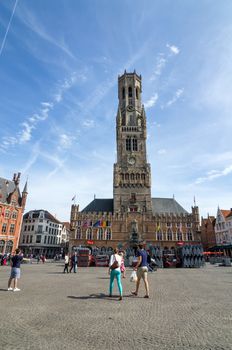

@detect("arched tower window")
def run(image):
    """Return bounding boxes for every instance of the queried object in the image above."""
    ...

[141,174,145,180]
[136,173,140,180]
[130,173,134,180]
[128,86,132,97]
[126,137,131,151]
[136,87,139,99]
[122,87,125,99]
[132,137,138,151]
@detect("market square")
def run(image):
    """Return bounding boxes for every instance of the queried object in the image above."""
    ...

[0,263,231,350]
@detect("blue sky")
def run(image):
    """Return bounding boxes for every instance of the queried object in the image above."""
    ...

[0,0,232,221]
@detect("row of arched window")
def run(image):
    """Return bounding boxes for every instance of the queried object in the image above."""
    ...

[120,173,146,181]
[76,228,112,240]
[156,231,193,241]
[122,87,139,99]
[126,136,138,151]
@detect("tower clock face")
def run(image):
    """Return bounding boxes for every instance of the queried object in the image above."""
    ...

[128,156,136,165]
[127,105,134,112]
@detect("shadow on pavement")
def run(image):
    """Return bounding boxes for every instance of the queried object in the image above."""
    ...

[67,293,134,300]
[68,293,109,300]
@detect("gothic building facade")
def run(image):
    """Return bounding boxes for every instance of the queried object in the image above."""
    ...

[70,72,201,251]
[0,173,28,254]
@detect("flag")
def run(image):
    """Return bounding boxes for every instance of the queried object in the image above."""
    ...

[102,220,106,228]
[93,220,101,227]
[71,195,76,201]
[1,207,5,217]
[82,220,88,227]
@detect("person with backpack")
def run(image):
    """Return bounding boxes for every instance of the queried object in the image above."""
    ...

[108,248,123,300]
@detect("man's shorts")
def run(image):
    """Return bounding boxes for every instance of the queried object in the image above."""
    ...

[10,267,21,279]
[137,266,148,279]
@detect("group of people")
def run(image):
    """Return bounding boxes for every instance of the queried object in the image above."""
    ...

[6,243,150,299]
[63,252,78,273]
[109,242,150,301]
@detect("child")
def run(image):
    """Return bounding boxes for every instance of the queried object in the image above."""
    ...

[119,251,126,278]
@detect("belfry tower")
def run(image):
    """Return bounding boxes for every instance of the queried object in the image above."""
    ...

[113,71,152,214]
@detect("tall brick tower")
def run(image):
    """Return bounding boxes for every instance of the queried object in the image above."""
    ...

[113,71,152,214]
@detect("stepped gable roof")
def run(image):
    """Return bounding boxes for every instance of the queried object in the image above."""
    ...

[152,197,188,215]
[220,209,231,218]
[224,209,232,219]
[82,199,113,213]
[23,210,61,224]
[0,177,18,203]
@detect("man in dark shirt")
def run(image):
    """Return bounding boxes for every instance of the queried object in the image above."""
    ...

[131,242,150,298]
[7,248,23,292]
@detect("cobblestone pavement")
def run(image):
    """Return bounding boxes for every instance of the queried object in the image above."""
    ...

[0,263,231,350]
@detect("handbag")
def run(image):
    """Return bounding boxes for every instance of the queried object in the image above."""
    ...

[110,256,119,270]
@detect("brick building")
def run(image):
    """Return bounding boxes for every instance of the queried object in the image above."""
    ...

[70,71,201,252]
[0,173,28,254]
[200,215,216,251]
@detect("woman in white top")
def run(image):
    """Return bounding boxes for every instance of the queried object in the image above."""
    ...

[108,248,123,300]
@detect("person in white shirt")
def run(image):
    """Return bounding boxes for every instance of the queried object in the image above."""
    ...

[108,248,123,300]
[63,253,69,273]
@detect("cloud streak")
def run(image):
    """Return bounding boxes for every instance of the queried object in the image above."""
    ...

[195,164,232,184]
[164,88,184,108]
[144,93,158,109]
[0,0,19,57]
[16,5,75,59]
[0,72,77,152]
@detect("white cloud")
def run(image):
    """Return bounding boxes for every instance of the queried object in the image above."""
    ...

[166,43,180,55]
[0,72,77,152]
[195,164,232,184]
[157,149,166,155]
[19,122,35,143]
[144,93,158,109]
[59,133,76,149]
[150,54,166,81]
[164,88,184,108]
[82,119,95,128]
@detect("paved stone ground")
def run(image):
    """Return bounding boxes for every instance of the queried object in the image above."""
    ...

[0,263,231,350]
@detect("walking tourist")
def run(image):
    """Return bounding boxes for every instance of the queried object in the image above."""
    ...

[70,252,78,273]
[7,248,23,292]
[131,242,150,298]
[63,253,69,273]
[109,248,123,300]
